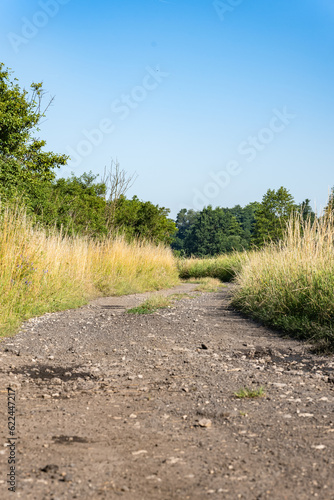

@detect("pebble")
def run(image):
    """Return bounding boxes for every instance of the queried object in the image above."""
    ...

[198,419,212,428]
[52,378,63,385]
[166,457,182,464]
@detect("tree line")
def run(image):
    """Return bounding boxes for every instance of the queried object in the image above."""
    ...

[1,62,332,255]
[172,188,321,256]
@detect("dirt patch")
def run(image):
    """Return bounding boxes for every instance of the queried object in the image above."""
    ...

[0,284,333,499]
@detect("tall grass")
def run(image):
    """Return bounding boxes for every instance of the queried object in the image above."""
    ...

[0,203,179,335]
[232,214,334,346]
[177,253,245,282]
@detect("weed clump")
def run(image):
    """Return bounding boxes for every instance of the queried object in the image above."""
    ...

[235,387,265,399]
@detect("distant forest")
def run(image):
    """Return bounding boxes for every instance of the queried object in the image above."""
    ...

[172,187,321,256]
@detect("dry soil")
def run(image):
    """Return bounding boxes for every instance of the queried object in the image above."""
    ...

[0,284,333,499]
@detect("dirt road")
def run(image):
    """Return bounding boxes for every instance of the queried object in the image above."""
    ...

[0,284,333,499]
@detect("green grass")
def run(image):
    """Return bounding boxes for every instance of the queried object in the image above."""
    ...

[178,213,334,349]
[127,291,197,314]
[232,214,334,347]
[127,295,173,314]
[177,253,245,282]
[234,387,265,399]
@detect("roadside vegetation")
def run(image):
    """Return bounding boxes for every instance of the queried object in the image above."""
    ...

[0,63,179,335]
[1,62,333,348]
[179,208,334,349]
[0,202,178,335]
[177,253,245,282]
[232,212,334,348]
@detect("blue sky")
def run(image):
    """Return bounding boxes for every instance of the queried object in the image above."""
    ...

[1,0,334,217]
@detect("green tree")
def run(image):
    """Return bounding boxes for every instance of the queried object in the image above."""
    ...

[113,195,177,245]
[32,172,108,237]
[173,205,257,256]
[171,208,198,254]
[0,63,67,200]
[252,187,296,246]
[324,187,334,221]
[298,198,316,223]
[184,206,241,256]
[231,202,260,247]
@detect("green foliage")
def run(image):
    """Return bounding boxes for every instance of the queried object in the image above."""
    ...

[173,204,257,257]
[252,187,296,247]
[235,387,265,399]
[188,205,245,255]
[127,295,172,314]
[230,202,259,243]
[0,63,68,200]
[172,208,198,255]
[177,253,245,282]
[31,172,108,237]
[232,212,334,348]
[324,187,334,221]
[299,198,316,223]
[113,195,177,245]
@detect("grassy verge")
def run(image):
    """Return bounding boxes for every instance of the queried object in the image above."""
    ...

[177,253,245,282]
[232,215,334,348]
[0,203,179,335]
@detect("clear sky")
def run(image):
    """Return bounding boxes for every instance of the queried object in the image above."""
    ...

[1,0,334,217]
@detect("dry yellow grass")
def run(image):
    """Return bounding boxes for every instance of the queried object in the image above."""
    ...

[232,213,334,344]
[0,203,179,335]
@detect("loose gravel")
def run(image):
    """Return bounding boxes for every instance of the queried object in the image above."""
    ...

[0,284,333,499]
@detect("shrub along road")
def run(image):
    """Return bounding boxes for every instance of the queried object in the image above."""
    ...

[0,284,333,499]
